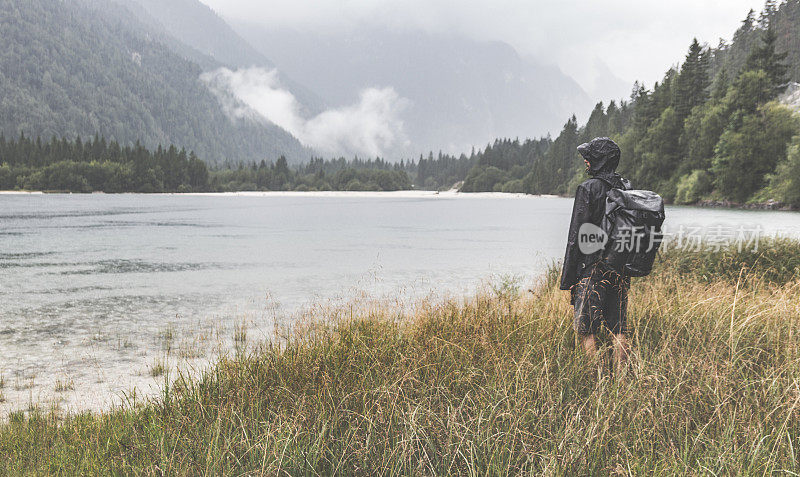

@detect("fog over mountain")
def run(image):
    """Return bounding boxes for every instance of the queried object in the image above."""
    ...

[123,0,598,159]
[201,0,766,102]
[75,0,602,159]
[200,67,411,158]
[121,0,415,158]
[233,24,593,157]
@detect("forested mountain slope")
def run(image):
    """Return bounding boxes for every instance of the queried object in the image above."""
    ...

[457,0,800,208]
[0,0,310,163]
[711,1,800,86]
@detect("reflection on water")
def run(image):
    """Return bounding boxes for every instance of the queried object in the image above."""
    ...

[1,191,800,415]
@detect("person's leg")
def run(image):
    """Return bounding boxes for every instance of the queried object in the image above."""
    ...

[579,333,603,379]
[608,272,631,376]
[612,332,630,372]
[581,333,598,358]
[573,272,597,354]
[573,265,605,375]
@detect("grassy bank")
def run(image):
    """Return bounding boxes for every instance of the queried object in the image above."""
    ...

[3,241,800,474]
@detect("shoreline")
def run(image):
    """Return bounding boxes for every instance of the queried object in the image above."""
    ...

[1,189,796,210]
[695,198,797,211]
[0,189,562,199]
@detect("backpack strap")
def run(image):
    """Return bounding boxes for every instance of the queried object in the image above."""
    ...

[595,176,614,188]
[595,175,630,191]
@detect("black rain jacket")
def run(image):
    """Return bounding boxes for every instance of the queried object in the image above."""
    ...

[559,138,631,291]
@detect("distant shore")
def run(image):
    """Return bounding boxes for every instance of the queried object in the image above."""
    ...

[695,198,798,211]
[0,189,562,199]
[2,189,797,211]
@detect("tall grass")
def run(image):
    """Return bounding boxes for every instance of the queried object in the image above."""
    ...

[660,236,800,284]
[2,239,800,474]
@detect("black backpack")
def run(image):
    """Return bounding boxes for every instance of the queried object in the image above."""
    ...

[600,184,665,277]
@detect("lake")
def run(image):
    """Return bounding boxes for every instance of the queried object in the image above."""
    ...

[2,191,800,414]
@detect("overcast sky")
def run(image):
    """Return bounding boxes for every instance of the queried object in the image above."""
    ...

[200,0,766,101]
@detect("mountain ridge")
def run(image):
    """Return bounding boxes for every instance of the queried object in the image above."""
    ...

[123,0,324,116]
[0,0,311,163]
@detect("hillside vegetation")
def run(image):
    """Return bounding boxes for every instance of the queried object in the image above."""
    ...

[457,1,800,208]
[0,0,309,163]
[0,134,413,193]
[2,240,800,473]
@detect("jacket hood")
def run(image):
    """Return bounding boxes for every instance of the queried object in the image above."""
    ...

[577,137,621,175]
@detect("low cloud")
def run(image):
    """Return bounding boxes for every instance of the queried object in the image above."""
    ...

[201,0,763,101]
[201,67,409,158]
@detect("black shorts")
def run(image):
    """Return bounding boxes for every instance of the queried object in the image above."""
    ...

[571,262,630,335]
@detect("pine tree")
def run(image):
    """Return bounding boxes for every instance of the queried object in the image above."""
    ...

[743,27,789,95]
[673,39,711,118]
[758,0,778,28]
[712,67,730,100]
[736,9,757,41]
[580,102,608,143]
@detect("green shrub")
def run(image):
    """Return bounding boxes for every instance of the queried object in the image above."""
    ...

[675,169,712,204]
[501,179,524,193]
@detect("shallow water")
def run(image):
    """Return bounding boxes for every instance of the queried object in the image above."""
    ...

[2,191,800,414]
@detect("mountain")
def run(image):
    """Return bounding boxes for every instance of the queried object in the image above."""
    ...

[0,0,310,163]
[233,25,593,156]
[581,58,633,104]
[122,0,323,116]
[131,0,272,69]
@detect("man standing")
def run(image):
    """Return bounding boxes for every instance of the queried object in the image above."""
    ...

[560,137,631,372]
